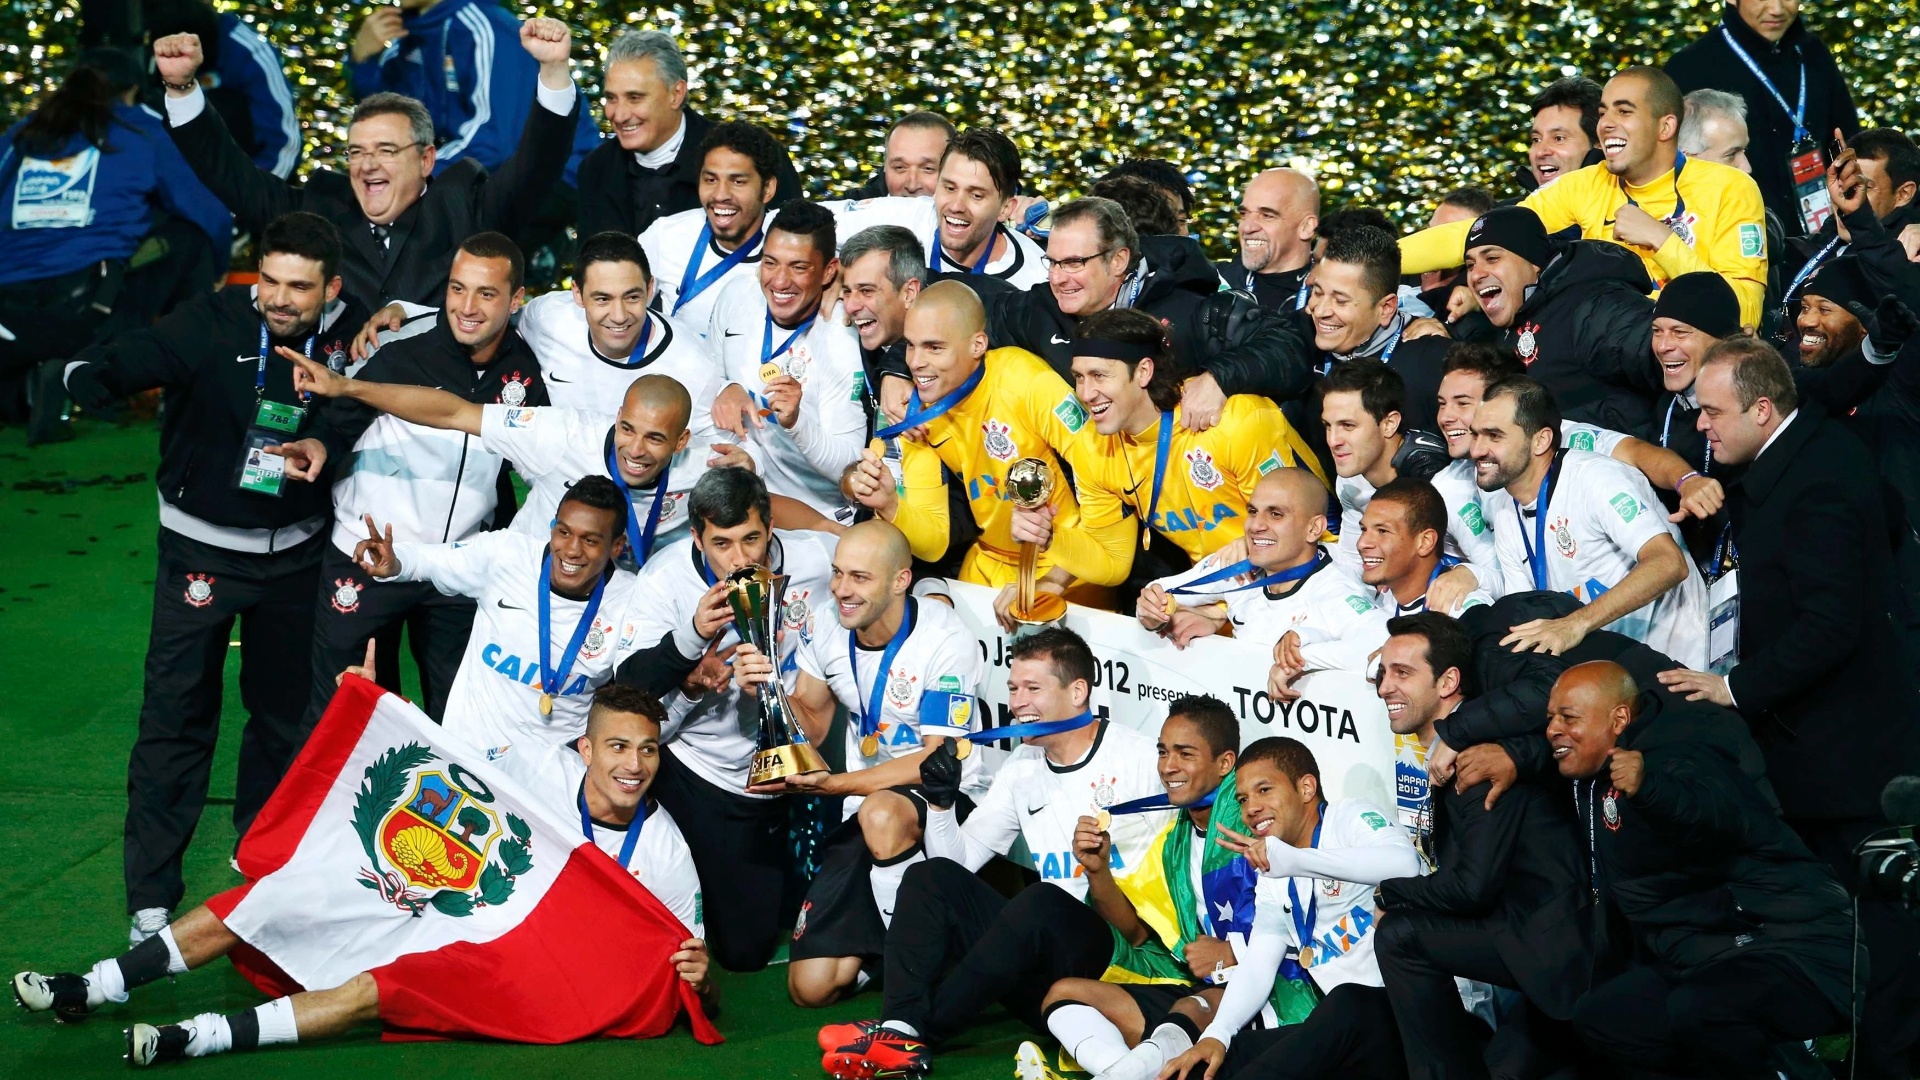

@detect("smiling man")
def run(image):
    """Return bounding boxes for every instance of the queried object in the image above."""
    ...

[640,121,788,331]
[1307,225,1450,434]
[841,111,958,200]
[1218,167,1321,312]
[1525,77,1602,190]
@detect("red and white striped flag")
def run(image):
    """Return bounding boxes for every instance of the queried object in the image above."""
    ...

[204,675,721,1045]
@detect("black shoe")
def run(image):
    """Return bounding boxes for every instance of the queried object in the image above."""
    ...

[12,971,93,1022]
[126,1022,190,1067]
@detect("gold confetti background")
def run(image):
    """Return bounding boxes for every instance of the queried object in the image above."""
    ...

[5,0,1917,255]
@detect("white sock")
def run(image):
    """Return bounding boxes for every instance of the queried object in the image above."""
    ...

[254,998,300,1047]
[869,850,924,929]
[85,958,127,1006]
[853,967,873,993]
[158,926,189,974]
[1098,1023,1191,1080]
[881,1020,918,1037]
[180,1012,233,1058]
[1046,1002,1129,1074]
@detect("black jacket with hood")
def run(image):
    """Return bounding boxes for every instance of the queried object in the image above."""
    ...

[1501,238,1663,439]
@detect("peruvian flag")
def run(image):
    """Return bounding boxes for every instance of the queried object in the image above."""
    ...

[204,675,721,1045]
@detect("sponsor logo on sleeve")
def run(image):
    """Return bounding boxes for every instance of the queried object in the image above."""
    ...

[1054,396,1089,433]
[1608,492,1640,522]
[1739,222,1764,258]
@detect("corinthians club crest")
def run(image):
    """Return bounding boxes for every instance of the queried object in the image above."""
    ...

[1515,322,1541,364]
[353,744,533,918]
[331,578,362,614]
[982,419,1018,462]
[184,573,215,608]
[1602,786,1621,830]
[498,374,530,407]
[1551,516,1577,558]
[1186,448,1224,491]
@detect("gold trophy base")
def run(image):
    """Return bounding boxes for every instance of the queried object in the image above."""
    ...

[749,742,829,787]
[1012,592,1069,625]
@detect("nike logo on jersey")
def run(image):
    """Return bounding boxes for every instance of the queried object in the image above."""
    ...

[723,330,744,338]
[546,373,572,383]
[1049,335,1072,345]
[1026,802,1048,815]
[497,599,527,611]
[1602,218,1617,227]
[235,354,259,363]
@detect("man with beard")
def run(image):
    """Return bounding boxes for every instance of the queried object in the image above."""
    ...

[1776,129,1920,335]
[60,212,367,946]
[985,197,1315,431]
[641,121,787,332]
[1415,188,1498,342]
[1218,169,1320,312]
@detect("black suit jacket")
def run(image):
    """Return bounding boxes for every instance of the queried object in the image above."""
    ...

[1726,405,1920,818]
[574,107,805,239]
[1377,778,1596,1021]
[169,91,577,314]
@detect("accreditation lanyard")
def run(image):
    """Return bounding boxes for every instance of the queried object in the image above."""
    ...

[254,323,314,430]
[1719,27,1809,141]
[579,785,644,870]
[1619,153,1688,228]
[964,709,1094,745]
[1660,397,1709,476]
[537,553,608,712]
[1285,806,1328,963]
[1169,550,1327,597]
[1321,321,1403,377]
[1291,258,1314,311]
[1140,411,1175,550]
[1513,455,1564,592]
[1782,235,1848,313]
[932,227,999,275]
[849,605,915,741]
[607,441,671,568]
[672,223,762,316]
[874,357,986,438]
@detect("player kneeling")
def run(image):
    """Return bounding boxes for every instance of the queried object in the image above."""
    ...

[12,683,715,1065]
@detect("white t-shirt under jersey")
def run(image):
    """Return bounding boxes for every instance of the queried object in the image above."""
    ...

[478,404,708,561]
[1481,449,1709,668]
[641,206,778,334]
[636,530,839,796]
[960,720,1170,899]
[793,595,991,816]
[828,195,1049,289]
[516,291,726,418]
[707,277,868,516]
[388,529,659,761]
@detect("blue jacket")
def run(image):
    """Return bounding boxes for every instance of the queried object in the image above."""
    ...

[347,0,600,186]
[214,12,302,178]
[0,103,231,285]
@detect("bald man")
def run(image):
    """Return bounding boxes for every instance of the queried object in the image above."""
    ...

[1142,468,1382,696]
[1222,168,1321,312]
[1543,661,1856,1079]
[731,519,988,1007]
[847,281,1123,608]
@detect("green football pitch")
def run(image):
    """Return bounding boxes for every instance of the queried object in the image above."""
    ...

[0,418,1030,1078]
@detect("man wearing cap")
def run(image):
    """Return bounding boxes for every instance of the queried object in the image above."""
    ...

[1648,271,1744,564]
[1462,205,1666,438]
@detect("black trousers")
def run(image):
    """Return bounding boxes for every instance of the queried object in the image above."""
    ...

[881,858,1114,1043]
[1377,910,1546,1080]
[1572,953,1845,1079]
[649,746,788,973]
[1220,984,1408,1080]
[1790,816,1920,1080]
[302,542,474,729]
[123,528,321,913]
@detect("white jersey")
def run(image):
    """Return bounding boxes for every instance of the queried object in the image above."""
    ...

[793,595,991,816]
[1371,580,1494,620]
[1561,421,1630,458]
[477,403,708,564]
[1482,450,1709,668]
[828,196,1049,289]
[387,529,660,760]
[1158,547,1382,660]
[641,206,778,334]
[638,530,839,795]
[960,720,1170,899]
[1334,467,1503,595]
[707,277,868,516]
[516,291,727,418]
[1256,798,1407,993]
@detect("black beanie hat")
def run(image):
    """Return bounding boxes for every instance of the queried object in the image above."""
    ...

[1464,206,1556,269]
[1652,272,1742,338]
[1801,256,1877,315]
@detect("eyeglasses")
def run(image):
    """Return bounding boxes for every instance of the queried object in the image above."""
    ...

[1041,249,1113,273]
[345,142,423,165]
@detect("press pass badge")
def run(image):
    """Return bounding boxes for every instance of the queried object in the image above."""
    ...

[1791,137,1834,235]
[1707,569,1740,676]
[252,399,306,434]
[237,433,288,496]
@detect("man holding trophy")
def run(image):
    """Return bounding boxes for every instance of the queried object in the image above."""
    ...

[625,467,838,973]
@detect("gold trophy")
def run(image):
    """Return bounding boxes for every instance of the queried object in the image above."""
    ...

[727,564,829,786]
[1006,457,1069,625]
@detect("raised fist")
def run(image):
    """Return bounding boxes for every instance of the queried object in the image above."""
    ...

[153,34,203,89]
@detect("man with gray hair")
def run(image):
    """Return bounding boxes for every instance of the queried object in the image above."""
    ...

[1678,89,1753,174]
[576,28,804,238]
[840,225,928,426]
[1219,167,1321,313]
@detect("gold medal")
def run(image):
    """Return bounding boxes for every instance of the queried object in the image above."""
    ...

[952,737,972,761]
[868,437,887,458]
[759,362,784,384]
[1298,945,1314,967]
[860,733,880,757]
[538,692,553,716]
[1143,531,1152,551]
[1095,810,1112,831]
[1164,594,1179,619]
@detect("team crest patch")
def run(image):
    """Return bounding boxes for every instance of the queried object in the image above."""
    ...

[324,343,349,373]
[1457,502,1487,536]
[1739,222,1764,258]
[1515,323,1541,364]
[793,900,813,940]
[331,578,362,614]
[785,344,813,383]
[1186,448,1224,490]
[1566,430,1596,451]
[1602,786,1621,830]
[498,375,528,407]
[1054,396,1089,433]
[184,574,215,608]
[354,745,533,917]
[1608,492,1640,523]
[1666,211,1700,249]
[886,671,917,708]
[983,419,1018,462]
[1091,774,1118,809]
[581,622,609,660]
[1318,877,1345,898]
[1552,516,1577,558]
[783,593,810,630]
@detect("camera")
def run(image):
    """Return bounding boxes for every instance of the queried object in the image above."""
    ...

[1857,837,1920,906]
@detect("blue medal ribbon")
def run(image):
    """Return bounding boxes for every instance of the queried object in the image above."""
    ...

[850,602,915,741]
[1513,455,1563,592]
[875,356,987,438]
[1283,804,1328,970]
[1719,26,1810,142]
[763,313,816,373]
[1169,550,1328,597]
[606,440,671,568]
[1141,410,1174,540]
[579,783,644,870]
[671,222,762,316]
[257,323,316,403]
[932,226,999,275]
[1105,788,1218,816]
[537,552,609,706]
[964,709,1095,746]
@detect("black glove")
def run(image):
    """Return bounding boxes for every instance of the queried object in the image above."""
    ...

[1849,296,1920,355]
[918,737,964,810]
[61,359,117,412]
[1391,429,1452,482]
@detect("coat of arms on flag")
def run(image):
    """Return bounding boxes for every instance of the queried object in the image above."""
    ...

[354,748,534,916]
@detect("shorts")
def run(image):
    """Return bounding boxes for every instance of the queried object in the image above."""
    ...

[788,786,973,963]
[1120,980,1211,1026]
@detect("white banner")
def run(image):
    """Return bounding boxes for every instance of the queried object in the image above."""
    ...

[944,582,1396,808]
